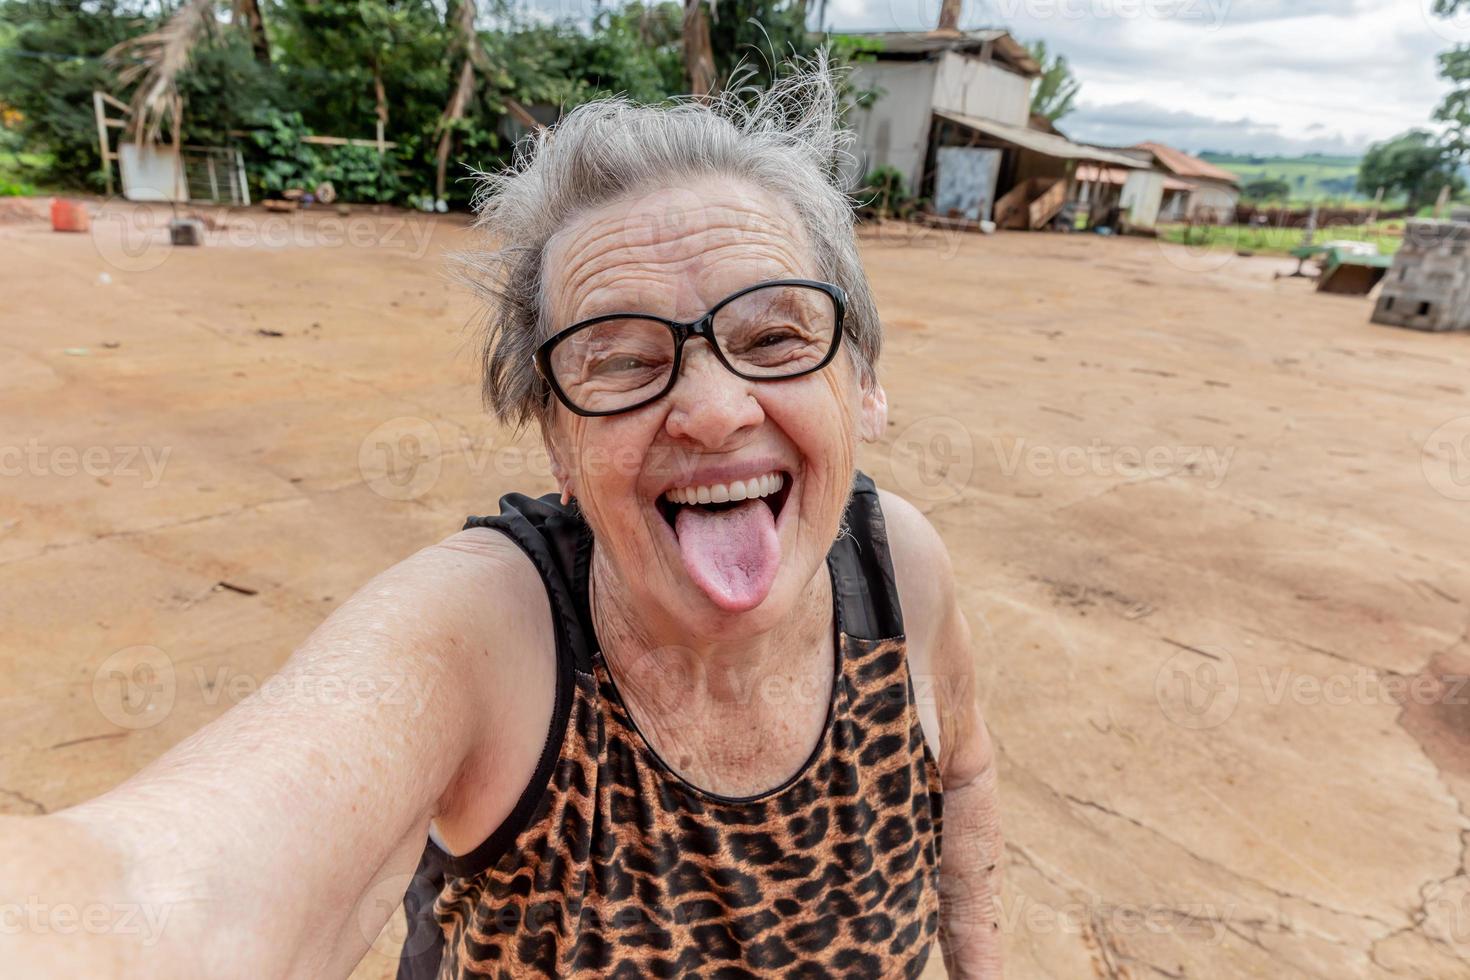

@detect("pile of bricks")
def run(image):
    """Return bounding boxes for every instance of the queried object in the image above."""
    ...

[1373,215,1470,332]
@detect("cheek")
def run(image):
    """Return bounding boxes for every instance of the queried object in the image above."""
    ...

[561,419,660,537]
[769,370,861,479]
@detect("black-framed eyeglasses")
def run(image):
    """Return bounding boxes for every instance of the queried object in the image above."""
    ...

[532,279,847,417]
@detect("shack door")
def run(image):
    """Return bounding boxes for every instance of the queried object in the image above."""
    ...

[935,147,1003,222]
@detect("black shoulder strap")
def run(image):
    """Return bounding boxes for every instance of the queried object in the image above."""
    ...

[829,471,906,641]
[397,492,595,980]
[463,492,596,673]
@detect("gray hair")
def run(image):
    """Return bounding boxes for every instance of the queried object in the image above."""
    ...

[461,55,882,429]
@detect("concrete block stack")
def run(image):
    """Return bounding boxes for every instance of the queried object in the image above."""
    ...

[1373,217,1470,332]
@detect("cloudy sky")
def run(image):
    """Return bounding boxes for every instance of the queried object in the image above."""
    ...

[820,0,1463,155]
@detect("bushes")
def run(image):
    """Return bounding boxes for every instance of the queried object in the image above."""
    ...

[246,109,405,203]
[854,166,917,220]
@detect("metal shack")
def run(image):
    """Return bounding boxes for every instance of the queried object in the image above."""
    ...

[843,29,1145,230]
[1372,212,1470,332]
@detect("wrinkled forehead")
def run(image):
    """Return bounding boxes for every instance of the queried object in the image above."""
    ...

[542,178,818,329]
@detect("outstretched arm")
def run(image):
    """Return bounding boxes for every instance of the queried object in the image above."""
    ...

[1,528,553,979]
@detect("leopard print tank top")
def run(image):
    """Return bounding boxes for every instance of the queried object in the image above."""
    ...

[398,472,944,979]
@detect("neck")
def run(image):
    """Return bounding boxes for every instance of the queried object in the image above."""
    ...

[589,544,833,708]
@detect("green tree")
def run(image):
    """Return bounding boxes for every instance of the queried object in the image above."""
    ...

[1026,38,1080,123]
[706,0,818,94]
[1357,130,1463,209]
[269,0,450,143]
[1242,177,1290,201]
[1437,0,1470,160]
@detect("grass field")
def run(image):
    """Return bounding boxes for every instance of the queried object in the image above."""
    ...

[1157,219,1406,257]
[1199,152,1370,203]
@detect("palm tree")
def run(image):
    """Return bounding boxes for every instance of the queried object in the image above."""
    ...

[105,0,217,145]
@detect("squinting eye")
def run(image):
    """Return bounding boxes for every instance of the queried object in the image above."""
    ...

[592,355,654,376]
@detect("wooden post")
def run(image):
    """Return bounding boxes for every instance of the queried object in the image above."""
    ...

[1434,184,1452,219]
[93,91,114,197]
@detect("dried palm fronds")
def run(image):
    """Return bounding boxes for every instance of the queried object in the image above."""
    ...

[105,0,217,145]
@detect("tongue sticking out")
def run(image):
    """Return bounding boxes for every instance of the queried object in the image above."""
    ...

[674,498,781,612]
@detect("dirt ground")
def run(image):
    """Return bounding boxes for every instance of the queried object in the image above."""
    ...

[2,198,1468,979]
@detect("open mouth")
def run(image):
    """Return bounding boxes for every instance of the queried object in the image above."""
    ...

[655,470,794,529]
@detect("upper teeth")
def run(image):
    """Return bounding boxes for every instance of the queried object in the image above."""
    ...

[665,471,784,506]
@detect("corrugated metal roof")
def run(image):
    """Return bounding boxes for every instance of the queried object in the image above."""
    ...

[935,110,1147,168]
[1076,164,1194,191]
[1134,143,1241,185]
[836,29,1040,76]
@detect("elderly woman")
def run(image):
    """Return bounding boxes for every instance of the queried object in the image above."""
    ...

[4,64,1000,978]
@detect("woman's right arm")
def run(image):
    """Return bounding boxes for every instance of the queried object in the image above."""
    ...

[0,527,556,978]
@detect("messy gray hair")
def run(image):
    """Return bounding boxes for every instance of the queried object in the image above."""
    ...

[461,55,882,429]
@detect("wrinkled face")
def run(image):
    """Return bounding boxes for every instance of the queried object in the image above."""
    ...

[540,177,886,639]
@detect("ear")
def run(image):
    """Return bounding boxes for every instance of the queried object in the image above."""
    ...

[858,380,888,443]
[540,418,573,502]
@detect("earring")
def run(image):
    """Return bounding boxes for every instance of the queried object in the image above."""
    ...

[560,486,573,506]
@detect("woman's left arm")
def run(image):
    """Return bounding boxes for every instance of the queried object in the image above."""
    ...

[881,491,1004,979]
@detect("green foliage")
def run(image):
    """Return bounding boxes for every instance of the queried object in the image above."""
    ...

[826,33,886,111]
[853,165,913,220]
[1242,177,1291,201]
[1026,38,1080,123]
[0,0,153,188]
[1432,1,1470,160]
[0,0,857,203]
[1357,130,1463,210]
[707,0,816,94]
[246,108,403,202]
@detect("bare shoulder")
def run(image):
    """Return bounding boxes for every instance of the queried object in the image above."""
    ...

[877,488,988,783]
[399,526,561,855]
[876,488,956,642]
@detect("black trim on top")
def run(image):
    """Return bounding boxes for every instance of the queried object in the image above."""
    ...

[426,497,589,881]
[830,472,906,642]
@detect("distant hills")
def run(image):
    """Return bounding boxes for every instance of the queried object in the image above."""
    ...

[1196,151,1365,202]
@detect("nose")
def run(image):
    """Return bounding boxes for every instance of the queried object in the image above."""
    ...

[663,340,764,448]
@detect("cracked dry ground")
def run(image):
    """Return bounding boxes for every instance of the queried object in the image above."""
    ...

[2,204,1468,979]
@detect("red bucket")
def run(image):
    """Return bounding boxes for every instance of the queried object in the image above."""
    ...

[50,198,90,233]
